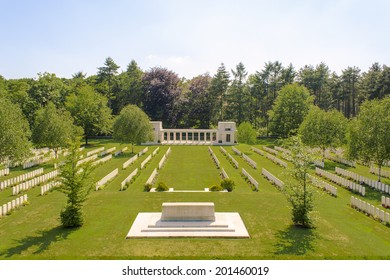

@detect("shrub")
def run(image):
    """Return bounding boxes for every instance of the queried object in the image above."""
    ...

[156,182,169,192]
[144,183,152,192]
[220,178,235,192]
[210,185,223,192]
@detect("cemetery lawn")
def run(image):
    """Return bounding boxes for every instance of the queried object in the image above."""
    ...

[0,140,390,260]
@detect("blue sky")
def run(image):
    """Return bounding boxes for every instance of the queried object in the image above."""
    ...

[0,0,389,79]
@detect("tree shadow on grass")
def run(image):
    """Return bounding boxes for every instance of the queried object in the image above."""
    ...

[273,225,317,256]
[1,226,75,258]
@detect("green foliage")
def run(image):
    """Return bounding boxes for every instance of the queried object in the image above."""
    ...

[32,102,82,158]
[225,62,249,124]
[210,184,223,192]
[268,83,313,137]
[0,97,32,163]
[283,136,316,228]
[60,204,84,228]
[237,121,257,144]
[209,63,230,123]
[66,85,112,145]
[112,105,153,153]
[183,74,213,128]
[347,97,390,181]
[58,138,95,228]
[142,67,181,128]
[220,178,235,192]
[299,106,347,161]
[156,182,169,192]
[144,183,152,192]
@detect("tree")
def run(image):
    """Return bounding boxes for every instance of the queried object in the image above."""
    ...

[347,97,390,181]
[66,85,112,145]
[268,84,313,137]
[183,74,213,128]
[299,106,347,162]
[209,63,230,123]
[340,66,361,118]
[58,138,95,227]
[0,97,32,164]
[96,57,120,109]
[237,121,257,144]
[112,105,153,153]
[142,67,181,127]
[112,60,144,114]
[32,102,82,158]
[225,62,248,124]
[28,72,66,107]
[283,136,316,228]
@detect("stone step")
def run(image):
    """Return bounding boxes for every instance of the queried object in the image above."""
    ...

[148,221,229,228]
[141,227,235,232]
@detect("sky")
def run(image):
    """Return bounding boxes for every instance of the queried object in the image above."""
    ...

[0,0,389,79]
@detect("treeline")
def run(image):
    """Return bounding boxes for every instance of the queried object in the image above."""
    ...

[0,57,389,133]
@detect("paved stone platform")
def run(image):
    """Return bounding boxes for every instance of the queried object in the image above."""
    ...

[126,207,249,239]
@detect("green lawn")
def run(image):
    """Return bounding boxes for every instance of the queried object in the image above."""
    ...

[0,140,389,260]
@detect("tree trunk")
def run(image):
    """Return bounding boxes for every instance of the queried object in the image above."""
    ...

[378,164,382,182]
[85,136,88,146]
[132,143,134,154]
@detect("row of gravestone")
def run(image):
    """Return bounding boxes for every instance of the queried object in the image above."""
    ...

[114,146,128,157]
[76,154,97,166]
[335,167,390,195]
[242,154,257,169]
[325,151,356,167]
[41,181,61,196]
[316,167,366,196]
[307,174,338,197]
[224,149,239,169]
[265,152,288,168]
[350,196,390,225]
[0,168,44,190]
[220,167,229,180]
[0,168,10,177]
[370,166,390,179]
[96,168,119,191]
[100,147,116,157]
[274,146,291,155]
[146,148,171,186]
[0,194,28,217]
[262,168,284,189]
[208,147,220,169]
[86,147,105,157]
[92,154,112,167]
[381,196,390,208]
[263,146,278,156]
[121,168,139,191]
[12,170,59,195]
[242,167,258,190]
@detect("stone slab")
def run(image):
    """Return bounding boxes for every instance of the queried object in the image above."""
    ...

[126,212,250,238]
[161,202,215,221]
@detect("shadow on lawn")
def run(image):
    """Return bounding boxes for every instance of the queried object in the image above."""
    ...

[273,225,317,256]
[1,226,75,258]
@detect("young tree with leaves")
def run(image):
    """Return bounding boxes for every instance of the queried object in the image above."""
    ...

[113,105,153,153]
[347,97,390,181]
[283,136,316,228]
[58,138,95,228]
[299,106,347,162]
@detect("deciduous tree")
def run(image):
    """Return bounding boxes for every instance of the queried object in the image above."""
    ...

[113,105,153,153]
[0,97,32,163]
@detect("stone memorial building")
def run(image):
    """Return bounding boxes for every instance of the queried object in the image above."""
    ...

[147,121,237,145]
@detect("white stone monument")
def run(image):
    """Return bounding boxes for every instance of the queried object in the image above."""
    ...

[126,202,249,238]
